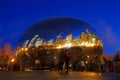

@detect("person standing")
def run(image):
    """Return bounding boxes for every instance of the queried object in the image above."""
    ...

[58,49,65,72]
[80,61,86,71]
[64,49,69,73]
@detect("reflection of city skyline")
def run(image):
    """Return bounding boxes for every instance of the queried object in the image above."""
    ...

[22,30,103,48]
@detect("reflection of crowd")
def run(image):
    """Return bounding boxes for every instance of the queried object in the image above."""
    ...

[58,49,69,73]
[57,49,120,73]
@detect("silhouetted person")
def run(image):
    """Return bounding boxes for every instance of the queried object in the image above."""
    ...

[58,49,65,72]
[64,49,69,73]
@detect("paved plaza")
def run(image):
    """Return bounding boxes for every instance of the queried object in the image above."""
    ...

[0,71,119,80]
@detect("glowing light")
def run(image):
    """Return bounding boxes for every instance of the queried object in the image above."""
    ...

[92,38,95,42]
[15,54,17,56]
[80,42,95,47]
[90,43,95,47]
[11,59,15,63]
[25,48,28,51]
[21,48,24,51]
[64,43,72,48]
[54,56,57,59]
[56,45,63,49]
[87,55,89,58]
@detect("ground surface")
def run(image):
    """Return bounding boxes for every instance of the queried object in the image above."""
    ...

[0,71,119,80]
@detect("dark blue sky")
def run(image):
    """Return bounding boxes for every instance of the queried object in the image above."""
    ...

[0,0,120,56]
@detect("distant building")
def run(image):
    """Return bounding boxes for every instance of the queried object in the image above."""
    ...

[42,41,47,47]
[47,39,53,46]
[35,38,42,47]
[23,40,29,48]
[66,34,73,43]
[28,35,38,47]
[56,35,63,44]
[22,30,103,48]
[80,32,87,42]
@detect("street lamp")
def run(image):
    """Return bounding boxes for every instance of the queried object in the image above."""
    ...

[11,58,15,72]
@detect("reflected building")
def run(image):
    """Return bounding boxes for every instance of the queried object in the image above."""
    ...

[23,40,29,48]
[42,41,47,47]
[22,30,103,48]
[28,35,39,47]
[66,34,73,43]
[35,38,42,47]
[47,39,53,46]
[80,32,87,42]
[56,35,63,44]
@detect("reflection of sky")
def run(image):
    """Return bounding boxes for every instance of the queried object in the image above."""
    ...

[18,17,97,45]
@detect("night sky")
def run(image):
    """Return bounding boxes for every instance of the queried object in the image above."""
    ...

[0,0,120,56]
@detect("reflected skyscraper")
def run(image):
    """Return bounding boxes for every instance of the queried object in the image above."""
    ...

[21,29,103,49]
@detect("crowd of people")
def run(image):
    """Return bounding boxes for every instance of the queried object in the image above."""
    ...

[56,49,120,73]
